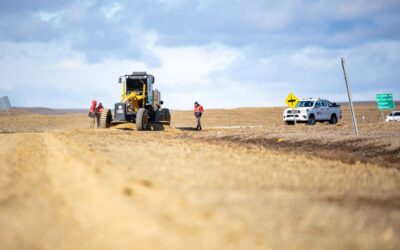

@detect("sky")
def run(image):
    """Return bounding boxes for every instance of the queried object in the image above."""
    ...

[0,0,399,109]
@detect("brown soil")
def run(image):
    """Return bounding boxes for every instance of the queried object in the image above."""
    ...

[177,126,400,169]
[0,104,399,250]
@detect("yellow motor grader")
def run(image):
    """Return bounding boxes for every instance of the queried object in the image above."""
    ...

[99,72,171,130]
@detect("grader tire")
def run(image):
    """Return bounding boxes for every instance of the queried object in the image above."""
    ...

[136,108,149,131]
[160,108,171,126]
[99,109,112,128]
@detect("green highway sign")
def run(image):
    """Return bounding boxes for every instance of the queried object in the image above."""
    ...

[376,93,395,110]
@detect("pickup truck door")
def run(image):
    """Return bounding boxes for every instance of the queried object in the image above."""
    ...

[320,100,330,120]
[314,100,323,120]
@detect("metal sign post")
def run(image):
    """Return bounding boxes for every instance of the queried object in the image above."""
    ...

[0,96,15,132]
[293,108,296,125]
[341,58,359,136]
[376,93,395,122]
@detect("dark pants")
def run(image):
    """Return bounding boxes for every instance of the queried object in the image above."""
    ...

[195,113,202,130]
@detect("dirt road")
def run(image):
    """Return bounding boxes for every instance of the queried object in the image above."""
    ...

[0,125,399,250]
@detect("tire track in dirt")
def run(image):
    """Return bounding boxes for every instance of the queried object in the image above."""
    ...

[38,133,165,250]
[0,133,189,250]
[0,132,268,250]
[52,130,271,250]
[0,133,87,250]
[43,132,250,250]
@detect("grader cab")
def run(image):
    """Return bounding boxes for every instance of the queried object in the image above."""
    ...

[99,72,171,130]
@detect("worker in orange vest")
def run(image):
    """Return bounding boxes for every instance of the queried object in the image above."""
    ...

[194,101,204,130]
[97,102,104,113]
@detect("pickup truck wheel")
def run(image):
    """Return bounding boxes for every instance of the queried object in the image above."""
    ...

[329,114,338,125]
[307,114,316,125]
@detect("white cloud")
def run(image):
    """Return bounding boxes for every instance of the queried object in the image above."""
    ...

[1,38,399,109]
[244,1,300,30]
[156,0,187,9]
[35,10,64,22]
[334,0,398,19]
[101,2,123,20]
[150,44,242,86]
[0,40,243,109]
[291,46,342,70]
[0,0,399,109]
[309,0,400,20]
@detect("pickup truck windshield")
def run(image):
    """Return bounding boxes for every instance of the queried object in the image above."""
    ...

[297,101,314,107]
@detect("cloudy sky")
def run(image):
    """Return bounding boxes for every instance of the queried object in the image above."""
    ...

[0,0,399,109]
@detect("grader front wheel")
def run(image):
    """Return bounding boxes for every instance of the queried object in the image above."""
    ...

[136,108,149,131]
[99,109,112,128]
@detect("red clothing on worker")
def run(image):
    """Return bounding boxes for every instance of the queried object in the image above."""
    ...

[89,100,97,112]
[194,105,204,113]
[194,103,203,130]
[97,103,104,112]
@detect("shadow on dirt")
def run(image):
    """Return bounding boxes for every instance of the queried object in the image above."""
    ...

[114,123,165,131]
[148,123,165,131]
[176,127,198,131]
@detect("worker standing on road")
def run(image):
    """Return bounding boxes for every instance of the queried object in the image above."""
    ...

[194,101,204,131]
[88,100,97,128]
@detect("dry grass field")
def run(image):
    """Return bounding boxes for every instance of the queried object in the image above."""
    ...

[0,103,399,250]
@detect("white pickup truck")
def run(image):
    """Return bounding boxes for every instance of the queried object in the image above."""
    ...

[283,98,342,125]
[386,111,400,122]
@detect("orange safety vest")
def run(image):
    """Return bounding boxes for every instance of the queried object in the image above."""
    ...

[89,100,97,112]
[97,105,104,112]
[194,105,204,113]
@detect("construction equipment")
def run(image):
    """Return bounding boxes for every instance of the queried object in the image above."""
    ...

[99,72,171,130]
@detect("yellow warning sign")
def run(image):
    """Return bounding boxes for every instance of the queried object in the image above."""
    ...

[285,93,299,109]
